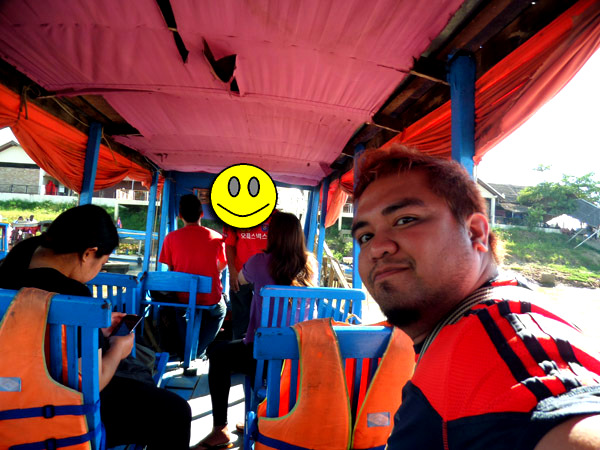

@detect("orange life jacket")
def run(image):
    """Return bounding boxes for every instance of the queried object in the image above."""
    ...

[256,318,415,450]
[0,288,96,450]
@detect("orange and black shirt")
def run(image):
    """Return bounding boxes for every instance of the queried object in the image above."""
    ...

[387,278,600,450]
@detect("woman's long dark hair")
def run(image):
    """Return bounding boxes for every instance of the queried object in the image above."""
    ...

[0,204,119,275]
[266,212,315,287]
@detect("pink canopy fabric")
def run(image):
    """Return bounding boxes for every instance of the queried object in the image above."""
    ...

[0,0,464,186]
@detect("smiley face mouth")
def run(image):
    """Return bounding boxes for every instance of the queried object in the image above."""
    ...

[217,203,270,218]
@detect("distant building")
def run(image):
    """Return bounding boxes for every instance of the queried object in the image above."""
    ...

[0,141,144,198]
[0,140,46,194]
[487,183,530,225]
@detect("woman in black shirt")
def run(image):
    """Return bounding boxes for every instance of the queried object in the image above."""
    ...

[0,204,192,449]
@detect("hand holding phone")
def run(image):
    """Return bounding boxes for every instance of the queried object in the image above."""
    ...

[110,314,143,337]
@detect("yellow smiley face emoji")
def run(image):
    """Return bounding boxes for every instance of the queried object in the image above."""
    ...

[210,164,277,228]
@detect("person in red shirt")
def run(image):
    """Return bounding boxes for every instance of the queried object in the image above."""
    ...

[159,194,227,359]
[223,212,275,339]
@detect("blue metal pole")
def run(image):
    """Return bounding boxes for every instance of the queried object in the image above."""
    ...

[142,171,159,272]
[158,176,171,271]
[316,178,330,283]
[79,122,102,205]
[169,189,178,231]
[303,189,315,242]
[448,52,476,176]
[352,144,365,289]
[306,187,320,253]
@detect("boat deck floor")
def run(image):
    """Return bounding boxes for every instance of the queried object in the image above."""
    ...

[163,359,246,449]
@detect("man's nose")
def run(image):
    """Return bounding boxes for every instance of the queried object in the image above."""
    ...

[369,234,398,260]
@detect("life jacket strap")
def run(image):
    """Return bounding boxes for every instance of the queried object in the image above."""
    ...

[256,432,388,450]
[0,399,99,421]
[352,446,387,450]
[256,432,312,450]
[8,423,102,450]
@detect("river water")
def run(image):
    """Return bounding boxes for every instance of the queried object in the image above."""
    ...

[361,284,600,341]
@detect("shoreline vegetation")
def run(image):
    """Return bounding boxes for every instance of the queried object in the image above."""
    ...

[495,228,600,288]
[2,200,598,288]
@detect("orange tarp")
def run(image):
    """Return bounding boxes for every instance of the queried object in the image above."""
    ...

[0,83,153,192]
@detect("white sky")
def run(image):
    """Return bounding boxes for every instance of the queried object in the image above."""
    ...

[1,49,599,187]
[477,48,600,186]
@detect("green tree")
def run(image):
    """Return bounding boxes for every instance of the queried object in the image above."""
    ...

[518,182,578,217]
[561,173,600,205]
[517,172,600,228]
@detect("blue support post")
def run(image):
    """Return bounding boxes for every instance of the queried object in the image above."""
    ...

[158,176,172,271]
[305,186,320,253]
[143,171,159,272]
[303,189,315,242]
[79,122,102,205]
[352,144,365,289]
[316,178,330,283]
[169,188,178,231]
[448,52,476,176]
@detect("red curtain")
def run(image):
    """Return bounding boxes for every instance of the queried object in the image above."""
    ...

[385,0,600,162]
[325,0,600,225]
[0,83,153,192]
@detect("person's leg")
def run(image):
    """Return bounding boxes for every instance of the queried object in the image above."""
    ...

[196,298,227,359]
[100,377,192,449]
[201,340,255,446]
[230,283,253,339]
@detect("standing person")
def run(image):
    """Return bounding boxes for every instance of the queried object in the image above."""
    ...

[159,194,227,360]
[223,212,274,339]
[0,204,192,449]
[196,212,316,449]
[351,144,600,449]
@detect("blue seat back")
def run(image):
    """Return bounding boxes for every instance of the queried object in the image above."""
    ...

[88,272,140,314]
[138,271,213,369]
[0,288,111,450]
[259,285,364,327]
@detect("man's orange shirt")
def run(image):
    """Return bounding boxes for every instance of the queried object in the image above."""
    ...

[159,224,226,305]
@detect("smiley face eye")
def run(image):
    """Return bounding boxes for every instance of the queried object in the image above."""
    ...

[228,176,240,197]
[248,177,260,197]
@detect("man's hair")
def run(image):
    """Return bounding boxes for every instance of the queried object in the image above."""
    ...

[354,144,498,262]
[179,194,203,223]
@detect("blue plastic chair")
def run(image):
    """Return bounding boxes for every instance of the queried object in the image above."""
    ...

[0,288,111,450]
[87,272,171,387]
[88,272,139,315]
[244,285,365,448]
[246,325,393,449]
[138,271,214,370]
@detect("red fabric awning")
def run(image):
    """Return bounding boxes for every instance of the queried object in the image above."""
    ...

[325,0,600,226]
[0,83,154,192]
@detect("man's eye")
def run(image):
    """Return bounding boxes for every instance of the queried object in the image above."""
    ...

[357,233,372,244]
[395,217,416,226]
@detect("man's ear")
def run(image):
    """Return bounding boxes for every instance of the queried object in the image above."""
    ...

[466,213,489,253]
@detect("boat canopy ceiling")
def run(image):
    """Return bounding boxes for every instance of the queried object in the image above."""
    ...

[0,0,597,189]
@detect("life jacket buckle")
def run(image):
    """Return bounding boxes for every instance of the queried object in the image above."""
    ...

[44,438,57,450]
[42,404,56,418]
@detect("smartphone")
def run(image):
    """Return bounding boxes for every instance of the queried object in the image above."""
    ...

[110,314,143,337]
